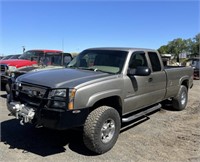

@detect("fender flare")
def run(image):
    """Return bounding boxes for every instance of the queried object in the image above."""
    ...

[86,89,123,108]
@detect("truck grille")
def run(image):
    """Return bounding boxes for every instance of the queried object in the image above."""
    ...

[1,64,8,72]
[17,83,48,107]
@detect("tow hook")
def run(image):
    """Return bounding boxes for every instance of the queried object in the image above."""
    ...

[12,104,35,125]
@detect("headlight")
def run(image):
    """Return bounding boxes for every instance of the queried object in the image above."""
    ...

[48,88,76,110]
[68,88,76,110]
[48,89,66,108]
[49,89,67,98]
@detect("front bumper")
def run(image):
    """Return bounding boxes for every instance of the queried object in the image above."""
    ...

[7,98,89,130]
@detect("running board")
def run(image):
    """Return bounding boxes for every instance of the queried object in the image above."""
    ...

[122,104,161,123]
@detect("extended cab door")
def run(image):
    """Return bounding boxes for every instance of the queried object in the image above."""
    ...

[146,51,166,105]
[123,51,166,114]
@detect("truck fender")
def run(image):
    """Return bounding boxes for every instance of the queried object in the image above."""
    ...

[179,76,189,88]
[86,89,123,108]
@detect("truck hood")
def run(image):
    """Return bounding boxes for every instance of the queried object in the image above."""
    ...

[32,65,64,72]
[16,65,64,73]
[0,59,37,68]
[17,68,111,88]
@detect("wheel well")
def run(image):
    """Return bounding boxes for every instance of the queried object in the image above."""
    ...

[181,80,189,89]
[91,96,122,116]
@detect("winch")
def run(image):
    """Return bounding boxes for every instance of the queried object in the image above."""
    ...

[10,102,35,125]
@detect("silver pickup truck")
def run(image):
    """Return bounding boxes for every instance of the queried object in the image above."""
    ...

[7,47,193,154]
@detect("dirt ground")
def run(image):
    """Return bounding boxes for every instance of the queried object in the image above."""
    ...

[0,80,200,162]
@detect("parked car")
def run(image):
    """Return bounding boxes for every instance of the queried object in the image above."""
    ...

[190,58,199,80]
[185,57,200,80]
[7,47,193,154]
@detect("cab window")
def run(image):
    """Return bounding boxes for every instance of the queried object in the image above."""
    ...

[129,52,148,69]
[148,52,161,72]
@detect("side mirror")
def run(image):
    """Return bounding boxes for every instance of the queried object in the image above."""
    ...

[127,66,151,76]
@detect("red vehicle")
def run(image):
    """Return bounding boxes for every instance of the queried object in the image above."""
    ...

[0,49,62,68]
[0,49,63,84]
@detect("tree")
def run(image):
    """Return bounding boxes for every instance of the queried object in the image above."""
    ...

[191,33,200,57]
[184,38,192,54]
[168,38,187,62]
[157,33,199,61]
[158,45,169,54]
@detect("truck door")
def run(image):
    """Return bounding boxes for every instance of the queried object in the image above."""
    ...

[146,52,166,103]
[123,51,166,114]
[124,51,152,114]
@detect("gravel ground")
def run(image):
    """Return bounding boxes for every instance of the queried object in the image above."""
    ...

[0,80,200,162]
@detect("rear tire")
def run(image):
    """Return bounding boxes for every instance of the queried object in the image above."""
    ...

[172,85,188,111]
[83,106,121,154]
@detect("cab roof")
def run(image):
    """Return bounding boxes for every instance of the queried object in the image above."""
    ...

[26,49,63,53]
[86,47,157,53]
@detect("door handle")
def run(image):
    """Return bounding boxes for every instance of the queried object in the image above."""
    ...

[148,78,153,82]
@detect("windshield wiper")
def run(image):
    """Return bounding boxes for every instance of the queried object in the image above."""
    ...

[67,65,77,69]
[78,67,95,71]
[67,66,115,74]
[79,67,114,74]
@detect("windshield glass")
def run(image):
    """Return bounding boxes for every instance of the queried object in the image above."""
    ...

[19,51,44,60]
[68,49,128,74]
[40,53,62,66]
[37,52,66,66]
[9,54,21,59]
[1,55,13,60]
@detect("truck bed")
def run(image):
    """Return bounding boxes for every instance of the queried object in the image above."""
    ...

[164,66,193,99]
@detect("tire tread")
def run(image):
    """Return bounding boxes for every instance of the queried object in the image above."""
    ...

[83,106,120,154]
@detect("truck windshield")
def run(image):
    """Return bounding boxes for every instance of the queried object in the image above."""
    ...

[19,51,63,65]
[19,51,44,60]
[41,54,63,66]
[68,50,128,74]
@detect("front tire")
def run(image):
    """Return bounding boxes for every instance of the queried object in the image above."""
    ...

[83,106,121,154]
[172,85,188,111]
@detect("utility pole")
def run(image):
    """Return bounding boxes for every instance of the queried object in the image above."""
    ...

[22,46,25,53]
[62,38,64,52]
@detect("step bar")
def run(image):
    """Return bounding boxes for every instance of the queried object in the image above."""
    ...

[122,104,161,123]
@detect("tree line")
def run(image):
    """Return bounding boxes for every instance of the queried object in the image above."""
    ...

[158,33,199,62]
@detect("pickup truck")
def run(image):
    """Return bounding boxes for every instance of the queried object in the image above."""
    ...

[5,52,72,93]
[0,49,63,91]
[7,47,193,154]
